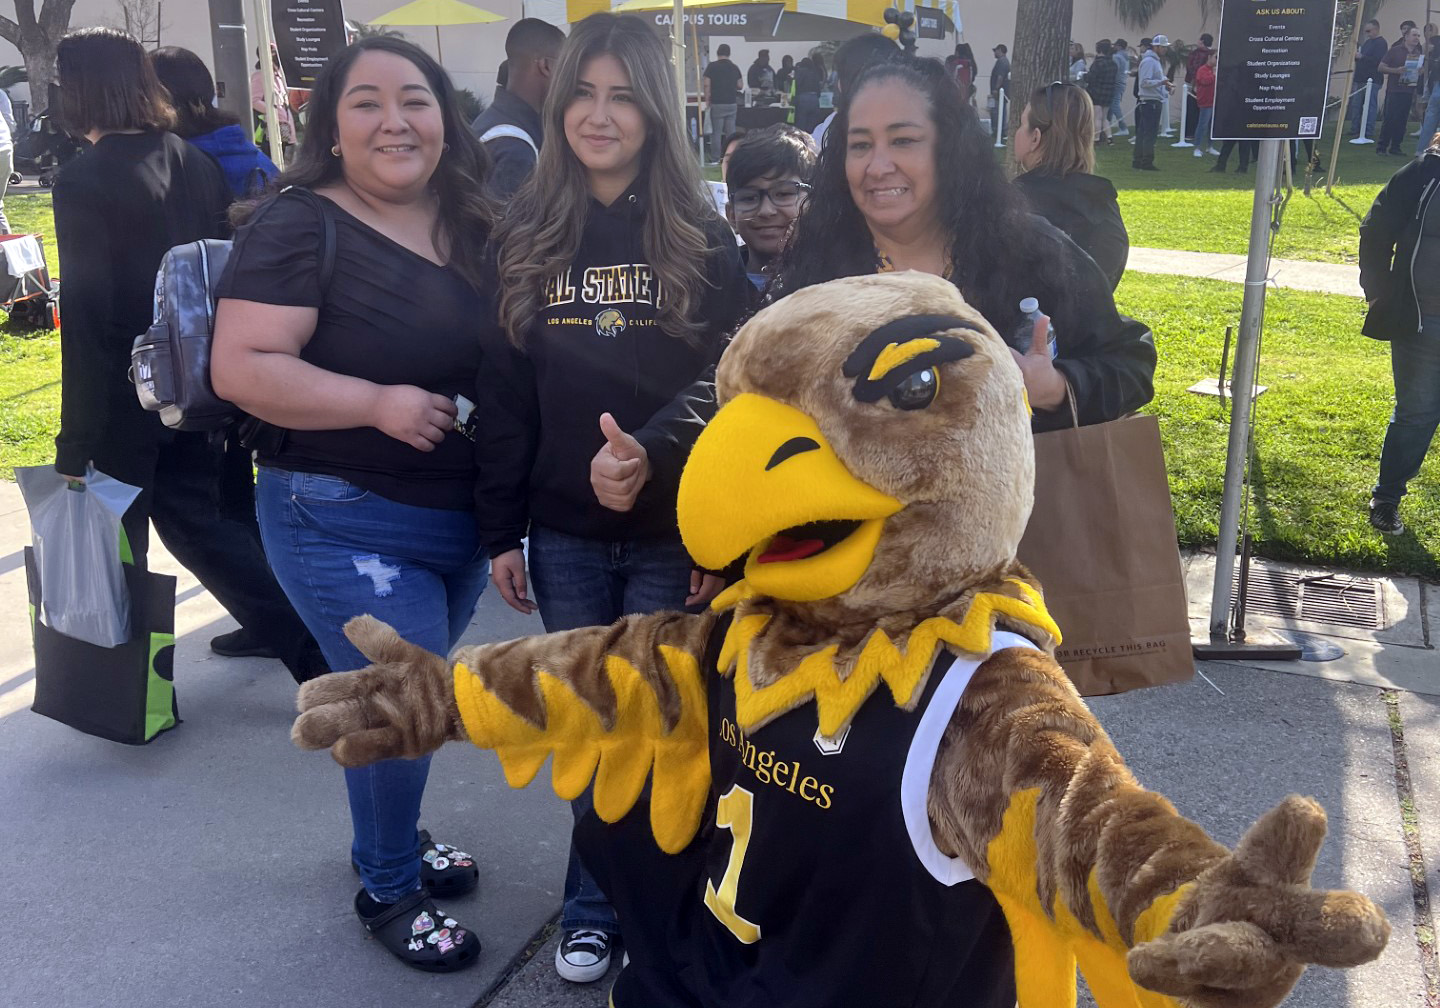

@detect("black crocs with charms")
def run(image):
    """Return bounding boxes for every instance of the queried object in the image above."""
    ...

[417,829,479,897]
[351,829,479,899]
[354,887,480,973]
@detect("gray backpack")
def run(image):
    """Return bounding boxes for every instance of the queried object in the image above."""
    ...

[130,187,334,432]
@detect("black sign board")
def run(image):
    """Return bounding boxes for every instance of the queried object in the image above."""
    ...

[644,3,784,38]
[271,0,349,90]
[1213,0,1338,140]
[915,5,950,40]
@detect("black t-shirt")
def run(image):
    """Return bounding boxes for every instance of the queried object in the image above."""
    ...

[705,59,743,106]
[215,191,491,510]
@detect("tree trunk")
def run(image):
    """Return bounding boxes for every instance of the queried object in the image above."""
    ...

[1010,0,1073,144]
[0,1,78,114]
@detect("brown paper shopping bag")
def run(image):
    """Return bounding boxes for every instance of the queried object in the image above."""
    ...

[1017,413,1194,696]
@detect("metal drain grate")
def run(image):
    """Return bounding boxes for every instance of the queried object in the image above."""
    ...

[1233,568,1386,629]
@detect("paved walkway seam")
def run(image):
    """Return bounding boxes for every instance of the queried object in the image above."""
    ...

[1383,689,1440,1004]
[474,916,561,1008]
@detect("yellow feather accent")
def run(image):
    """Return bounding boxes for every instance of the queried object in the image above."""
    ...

[453,650,711,854]
[984,788,1188,1008]
[715,578,1062,735]
[868,337,941,380]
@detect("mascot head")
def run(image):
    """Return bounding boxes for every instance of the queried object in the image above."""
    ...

[679,272,1034,619]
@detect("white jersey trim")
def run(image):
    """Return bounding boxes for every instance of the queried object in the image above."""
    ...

[479,124,539,157]
[900,630,1037,886]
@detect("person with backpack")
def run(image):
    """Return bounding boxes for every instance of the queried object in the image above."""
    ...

[150,46,278,199]
[210,36,498,972]
[471,18,565,199]
[52,28,320,682]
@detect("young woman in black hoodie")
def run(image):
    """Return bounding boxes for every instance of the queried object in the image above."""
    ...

[1012,81,1130,291]
[481,12,750,982]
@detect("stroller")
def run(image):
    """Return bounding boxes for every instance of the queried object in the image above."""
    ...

[14,112,80,187]
[0,233,58,329]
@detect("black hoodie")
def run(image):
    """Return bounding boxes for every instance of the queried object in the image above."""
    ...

[474,178,752,557]
[1013,170,1130,291]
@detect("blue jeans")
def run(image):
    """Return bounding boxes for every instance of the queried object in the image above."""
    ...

[1375,315,1440,505]
[256,467,489,903]
[1109,89,1126,128]
[527,524,695,935]
[1418,89,1440,154]
[1194,106,1214,150]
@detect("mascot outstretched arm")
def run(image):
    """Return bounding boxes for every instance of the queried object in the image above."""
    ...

[295,273,1388,1008]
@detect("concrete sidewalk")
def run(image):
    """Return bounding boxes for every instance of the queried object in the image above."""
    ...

[0,476,1434,1008]
[1127,246,1364,298]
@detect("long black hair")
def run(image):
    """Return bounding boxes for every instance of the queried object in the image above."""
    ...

[56,28,175,135]
[150,46,237,138]
[238,36,494,288]
[773,55,1065,325]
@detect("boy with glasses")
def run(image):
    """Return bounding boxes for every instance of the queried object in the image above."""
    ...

[726,126,817,291]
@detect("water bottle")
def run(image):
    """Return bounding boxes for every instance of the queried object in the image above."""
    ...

[1014,297,1058,359]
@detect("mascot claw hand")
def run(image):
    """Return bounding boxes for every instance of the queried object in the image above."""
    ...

[292,615,461,767]
[1130,796,1389,1008]
[293,273,1388,1008]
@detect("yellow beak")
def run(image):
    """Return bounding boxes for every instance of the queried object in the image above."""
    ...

[678,393,902,602]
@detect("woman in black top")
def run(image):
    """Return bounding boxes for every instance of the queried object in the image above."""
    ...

[51,28,317,681]
[1012,81,1129,290]
[211,37,495,973]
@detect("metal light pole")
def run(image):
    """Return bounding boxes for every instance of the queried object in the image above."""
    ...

[1197,137,1298,658]
[208,0,250,123]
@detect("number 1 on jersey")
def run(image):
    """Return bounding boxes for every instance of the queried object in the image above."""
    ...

[703,785,762,944]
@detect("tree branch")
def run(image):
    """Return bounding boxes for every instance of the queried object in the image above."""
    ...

[0,16,19,46]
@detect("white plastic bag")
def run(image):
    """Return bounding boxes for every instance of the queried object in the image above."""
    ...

[16,464,141,647]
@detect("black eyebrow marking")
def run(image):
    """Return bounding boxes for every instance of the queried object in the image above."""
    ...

[842,313,979,404]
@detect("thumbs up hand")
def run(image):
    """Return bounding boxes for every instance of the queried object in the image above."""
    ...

[590,412,651,512]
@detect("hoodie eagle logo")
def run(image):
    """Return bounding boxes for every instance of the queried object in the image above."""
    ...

[595,309,627,338]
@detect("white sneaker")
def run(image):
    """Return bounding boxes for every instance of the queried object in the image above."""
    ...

[1114,127,1130,136]
[556,929,612,983]
[1207,147,1221,155]
[1193,148,1204,157]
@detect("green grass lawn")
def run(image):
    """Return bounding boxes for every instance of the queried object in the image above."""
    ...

[0,191,61,480]
[1119,271,1437,579]
[1094,136,1404,265]
[2,187,1433,577]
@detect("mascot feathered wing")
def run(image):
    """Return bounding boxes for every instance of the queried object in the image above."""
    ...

[294,273,1388,1007]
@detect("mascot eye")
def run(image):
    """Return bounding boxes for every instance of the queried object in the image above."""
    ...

[888,368,939,410]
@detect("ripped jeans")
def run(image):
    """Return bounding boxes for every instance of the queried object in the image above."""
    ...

[256,467,489,902]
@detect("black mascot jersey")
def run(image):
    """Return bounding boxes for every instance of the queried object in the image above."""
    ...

[577,616,1026,1008]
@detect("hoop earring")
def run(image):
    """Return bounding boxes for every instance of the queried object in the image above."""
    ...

[330,144,341,157]
[443,142,450,152]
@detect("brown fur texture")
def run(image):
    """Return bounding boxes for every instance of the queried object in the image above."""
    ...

[292,615,465,767]
[293,273,1390,1007]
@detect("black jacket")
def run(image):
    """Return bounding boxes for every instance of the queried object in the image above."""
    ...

[471,87,543,201]
[53,131,231,483]
[473,179,752,556]
[1359,149,1440,341]
[1085,55,1119,107]
[1014,170,1130,291]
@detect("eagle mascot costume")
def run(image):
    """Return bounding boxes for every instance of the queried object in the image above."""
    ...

[294,272,1389,1007]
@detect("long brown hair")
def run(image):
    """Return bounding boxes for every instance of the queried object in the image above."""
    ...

[495,13,718,347]
[233,36,494,288]
[1020,81,1095,177]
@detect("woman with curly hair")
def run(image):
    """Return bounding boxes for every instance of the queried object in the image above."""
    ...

[774,55,1154,430]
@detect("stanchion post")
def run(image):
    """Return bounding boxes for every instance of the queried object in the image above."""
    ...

[1172,83,1193,147]
[1350,80,1375,144]
[1160,87,1174,136]
[993,90,1006,147]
